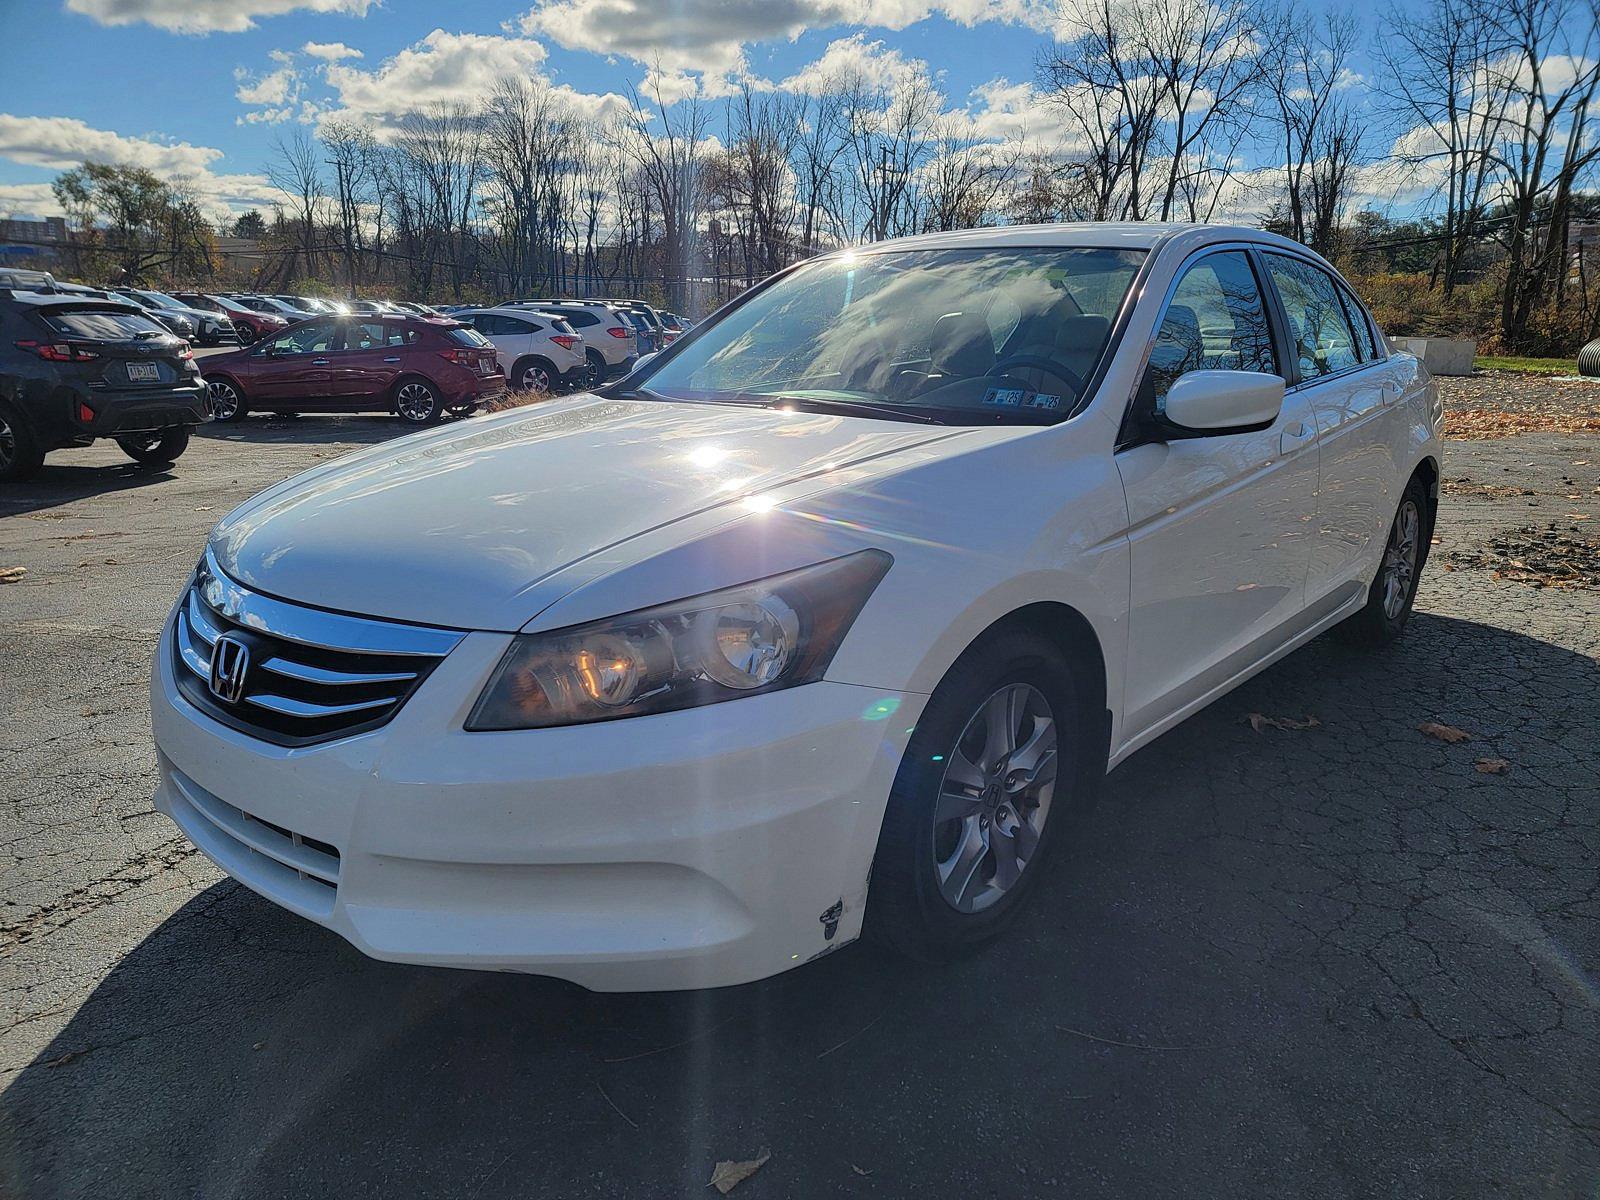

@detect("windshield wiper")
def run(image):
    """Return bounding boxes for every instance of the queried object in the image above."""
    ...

[609,386,943,425]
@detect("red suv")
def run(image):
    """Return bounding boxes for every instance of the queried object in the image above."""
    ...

[200,314,506,426]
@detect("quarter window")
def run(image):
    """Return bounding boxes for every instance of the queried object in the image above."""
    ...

[1263,254,1361,378]
[1337,282,1378,361]
[1141,251,1276,413]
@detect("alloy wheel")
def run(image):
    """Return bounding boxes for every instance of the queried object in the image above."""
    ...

[397,382,436,422]
[519,363,552,393]
[1381,498,1421,620]
[208,381,240,420]
[0,413,14,471]
[932,682,1059,914]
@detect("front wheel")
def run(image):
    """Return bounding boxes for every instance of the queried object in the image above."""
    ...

[394,379,443,425]
[207,379,247,422]
[583,351,605,390]
[116,427,191,466]
[1334,474,1433,647]
[866,630,1098,961]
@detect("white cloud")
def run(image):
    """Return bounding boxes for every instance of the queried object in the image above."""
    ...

[778,33,928,96]
[516,0,1049,83]
[0,182,66,220]
[64,0,375,34]
[323,30,551,119]
[0,114,277,221]
[303,40,363,60]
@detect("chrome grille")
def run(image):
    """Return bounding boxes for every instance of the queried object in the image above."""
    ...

[172,551,465,746]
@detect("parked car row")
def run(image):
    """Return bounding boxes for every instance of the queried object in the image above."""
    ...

[2,268,698,479]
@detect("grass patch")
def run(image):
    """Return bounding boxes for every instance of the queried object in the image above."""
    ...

[1474,355,1576,375]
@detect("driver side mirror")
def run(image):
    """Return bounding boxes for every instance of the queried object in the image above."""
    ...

[1158,370,1284,437]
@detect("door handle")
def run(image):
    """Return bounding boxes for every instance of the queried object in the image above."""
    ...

[1380,379,1403,405]
[383,356,401,363]
[310,358,329,365]
[1279,421,1313,456]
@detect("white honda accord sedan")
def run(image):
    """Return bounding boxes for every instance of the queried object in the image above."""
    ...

[150,224,1441,990]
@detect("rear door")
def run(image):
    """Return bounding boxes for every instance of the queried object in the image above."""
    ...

[1260,253,1398,603]
[328,318,406,400]
[1114,247,1321,741]
[248,319,336,404]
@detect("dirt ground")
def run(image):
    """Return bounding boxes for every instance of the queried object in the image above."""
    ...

[1,375,1597,1199]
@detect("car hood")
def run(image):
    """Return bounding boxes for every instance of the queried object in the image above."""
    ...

[210,395,970,631]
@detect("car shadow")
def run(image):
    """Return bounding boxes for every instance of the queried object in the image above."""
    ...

[3,610,1597,1198]
[194,412,412,447]
[0,457,179,517]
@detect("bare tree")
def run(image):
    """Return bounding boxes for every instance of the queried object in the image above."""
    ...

[921,116,1021,231]
[268,129,324,282]
[321,119,378,295]
[620,69,709,306]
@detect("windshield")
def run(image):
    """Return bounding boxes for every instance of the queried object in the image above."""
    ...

[635,247,1143,424]
[142,291,184,308]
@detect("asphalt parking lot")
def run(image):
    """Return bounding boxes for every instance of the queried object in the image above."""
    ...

[1,378,1597,1198]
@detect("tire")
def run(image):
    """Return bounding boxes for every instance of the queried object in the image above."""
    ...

[116,427,191,467]
[394,378,444,425]
[583,350,605,390]
[207,378,248,423]
[0,399,44,483]
[1334,473,1434,647]
[510,357,555,394]
[866,629,1101,962]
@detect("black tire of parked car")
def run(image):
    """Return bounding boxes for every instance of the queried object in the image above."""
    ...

[511,357,556,394]
[0,398,45,483]
[866,627,1103,962]
[393,377,444,425]
[116,428,191,467]
[207,379,248,423]
[1333,472,1436,647]
[584,349,606,390]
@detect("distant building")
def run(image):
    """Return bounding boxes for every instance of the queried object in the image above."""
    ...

[0,216,67,264]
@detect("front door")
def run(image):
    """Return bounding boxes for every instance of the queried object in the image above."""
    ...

[1114,248,1321,741]
[248,318,336,404]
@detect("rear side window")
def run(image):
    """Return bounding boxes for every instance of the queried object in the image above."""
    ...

[1141,251,1276,412]
[41,308,168,339]
[1263,254,1362,378]
[565,311,597,328]
[446,325,493,348]
[1336,282,1379,361]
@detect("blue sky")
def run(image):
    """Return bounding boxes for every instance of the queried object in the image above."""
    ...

[0,0,1399,223]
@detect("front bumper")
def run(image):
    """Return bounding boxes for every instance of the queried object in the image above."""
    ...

[150,616,918,991]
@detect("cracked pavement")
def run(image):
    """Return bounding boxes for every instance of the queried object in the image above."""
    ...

[1,381,1597,1198]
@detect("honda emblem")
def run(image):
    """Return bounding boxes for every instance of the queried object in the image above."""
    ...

[208,633,251,704]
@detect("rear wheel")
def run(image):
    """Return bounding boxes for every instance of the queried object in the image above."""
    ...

[0,400,44,482]
[395,378,443,425]
[1334,474,1433,647]
[511,357,555,394]
[583,350,605,390]
[116,427,191,467]
[867,629,1099,961]
[207,379,247,422]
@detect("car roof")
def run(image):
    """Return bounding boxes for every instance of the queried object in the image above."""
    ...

[847,222,1315,256]
[1,291,144,311]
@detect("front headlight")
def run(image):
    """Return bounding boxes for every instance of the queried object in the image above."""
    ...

[466,550,892,730]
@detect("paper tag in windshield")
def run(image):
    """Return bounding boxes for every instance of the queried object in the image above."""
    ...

[1027,394,1063,411]
[981,387,1026,407]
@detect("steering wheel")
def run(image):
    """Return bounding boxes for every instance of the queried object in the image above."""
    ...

[985,354,1086,399]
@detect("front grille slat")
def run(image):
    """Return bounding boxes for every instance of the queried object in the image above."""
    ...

[243,691,399,720]
[172,552,465,747]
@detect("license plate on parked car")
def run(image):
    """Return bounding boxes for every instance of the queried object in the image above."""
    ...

[126,362,160,382]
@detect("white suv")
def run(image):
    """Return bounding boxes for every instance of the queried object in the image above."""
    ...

[509,300,638,385]
[150,224,1441,991]
[457,307,586,392]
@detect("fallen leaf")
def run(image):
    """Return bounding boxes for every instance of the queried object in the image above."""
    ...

[44,1049,87,1068]
[1246,712,1321,733]
[1419,721,1472,743]
[710,1149,771,1194]
[851,1165,872,1177]
[0,566,26,583]
[1474,758,1511,774]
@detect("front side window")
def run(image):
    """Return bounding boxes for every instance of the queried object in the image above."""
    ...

[636,247,1145,424]
[1264,254,1361,378]
[260,320,336,355]
[1140,251,1277,413]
